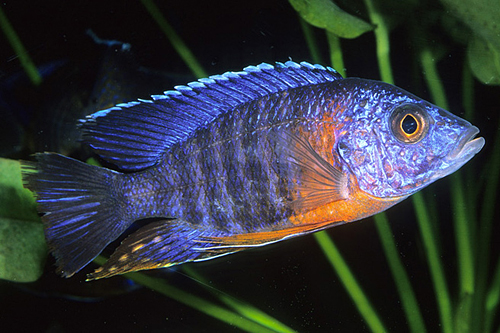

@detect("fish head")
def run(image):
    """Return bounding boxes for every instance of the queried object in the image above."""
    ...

[336,79,485,199]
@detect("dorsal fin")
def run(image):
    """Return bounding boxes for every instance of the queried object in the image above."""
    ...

[80,61,342,171]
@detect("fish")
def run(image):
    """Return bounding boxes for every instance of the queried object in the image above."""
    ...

[0,60,68,157]
[21,61,485,280]
[32,32,183,155]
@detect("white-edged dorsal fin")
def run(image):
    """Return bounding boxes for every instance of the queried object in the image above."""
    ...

[80,61,343,171]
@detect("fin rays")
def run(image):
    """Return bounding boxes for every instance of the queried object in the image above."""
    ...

[87,219,234,280]
[275,131,348,211]
[200,219,345,249]
[21,153,131,278]
[80,61,342,171]
[88,218,345,280]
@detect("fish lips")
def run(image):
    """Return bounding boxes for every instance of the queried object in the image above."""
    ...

[447,126,485,162]
[434,126,485,180]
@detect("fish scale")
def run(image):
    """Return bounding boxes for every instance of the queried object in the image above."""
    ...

[124,86,323,234]
[21,61,484,279]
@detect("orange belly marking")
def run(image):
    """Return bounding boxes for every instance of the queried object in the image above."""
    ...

[206,174,406,247]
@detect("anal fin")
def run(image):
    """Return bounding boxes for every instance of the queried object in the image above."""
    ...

[87,219,235,280]
[201,220,345,248]
[88,217,345,280]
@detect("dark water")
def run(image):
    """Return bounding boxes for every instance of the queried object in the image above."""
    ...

[1,0,499,331]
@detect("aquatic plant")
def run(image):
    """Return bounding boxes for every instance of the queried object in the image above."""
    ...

[1,0,499,331]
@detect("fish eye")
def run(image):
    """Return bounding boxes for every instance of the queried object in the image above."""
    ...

[390,104,429,143]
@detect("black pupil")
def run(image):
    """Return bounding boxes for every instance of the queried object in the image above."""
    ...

[401,115,417,134]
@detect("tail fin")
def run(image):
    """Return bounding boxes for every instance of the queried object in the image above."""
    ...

[21,153,130,278]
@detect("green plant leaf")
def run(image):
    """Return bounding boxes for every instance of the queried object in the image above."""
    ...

[0,158,39,222]
[467,36,500,85]
[289,0,373,39]
[0,217,46,282]
[440,0,500,84]
[0,158,47,282]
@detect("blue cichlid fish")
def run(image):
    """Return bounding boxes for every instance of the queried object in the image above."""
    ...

[22,61,484,280]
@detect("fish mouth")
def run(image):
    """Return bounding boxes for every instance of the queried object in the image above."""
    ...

[434,126,485,180]
[446,126,485,162]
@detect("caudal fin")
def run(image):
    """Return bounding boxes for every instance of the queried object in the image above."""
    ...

[22,153,131,278]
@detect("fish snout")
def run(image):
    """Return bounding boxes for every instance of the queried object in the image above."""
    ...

[446,126,485,163]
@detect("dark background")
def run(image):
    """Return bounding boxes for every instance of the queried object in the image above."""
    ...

[0,0,498,331]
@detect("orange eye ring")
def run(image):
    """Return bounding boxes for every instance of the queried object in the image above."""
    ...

[390,104,429,143]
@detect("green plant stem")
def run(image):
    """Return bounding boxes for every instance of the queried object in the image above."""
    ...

[140,0,207,79]
[484,256,500,332]
[92,256,279,333]
[299,17,322,65]
[419,47,449,110]
[314,232,387,333]
[182,266,296,333]
[0,6,41,86]
[450,172,475,294]
[461,63,479,222]
[413,192,452,333]
[326,33,345,77]
[362,0,393,83]
[374,214,426,333]
[461,59,474,122]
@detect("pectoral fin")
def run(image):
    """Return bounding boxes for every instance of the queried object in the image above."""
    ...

[274,131,348,212]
